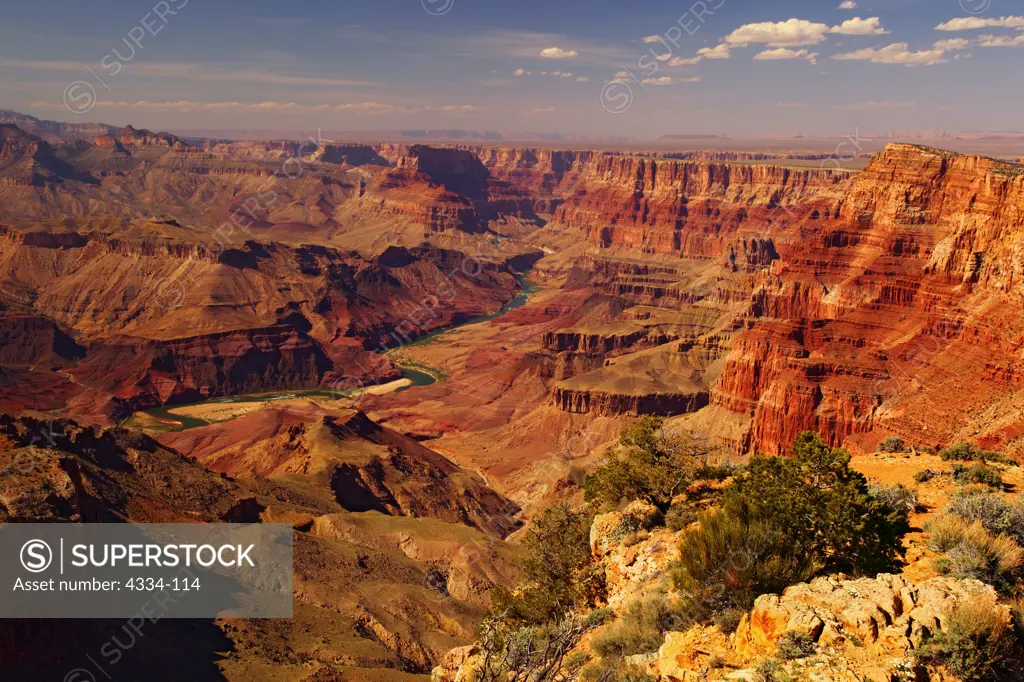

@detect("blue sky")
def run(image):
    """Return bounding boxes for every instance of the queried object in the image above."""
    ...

[1,0,1022,136]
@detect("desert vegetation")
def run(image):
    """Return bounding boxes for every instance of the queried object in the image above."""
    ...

[491,502,602,625]
[668,432,911,633]
[482,427,918,680]
[927,491,1024,592]
[914,599,1021,682]
[583,416,725,512]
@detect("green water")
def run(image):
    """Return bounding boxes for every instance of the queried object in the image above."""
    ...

[404,275,538,348]
[129,276,537,433]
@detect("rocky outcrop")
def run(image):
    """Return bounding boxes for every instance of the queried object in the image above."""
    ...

[733,574,1001,660]
[0,412,519,680]
[543,326,675,355]
[0,309,85,367]
[553,385,710,417]
[324,411,522,536]
[590,501,675,606]
[75,324,333,416]
[652,573,1009,682]
[92,125,189,152]
[704,145,1024,453]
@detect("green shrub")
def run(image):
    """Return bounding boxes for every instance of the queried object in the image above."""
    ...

[591,594,688,659]
[584,417,717,511]
[946,491,1024,544]
[927,514,974,552]
[927,517,1023,590]
[869,483,919,514]
[721,432,911,575]
[878,436,907,453]
[951,463,1005,489]
[670,509,818,623]
[692,462,738,481]
[914,469,939,483]
[491,503,603,624]
[752,659,782,682]
[940,442,1014,465]
[775,630,817,660]
[914,600,1020,682]
[665,502,697,531]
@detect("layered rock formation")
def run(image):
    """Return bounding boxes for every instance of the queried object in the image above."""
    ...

[0,221,523,421]
[4,118,1024,455]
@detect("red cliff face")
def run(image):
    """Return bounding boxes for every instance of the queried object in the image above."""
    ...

[709,144,1024,453]
[525,143,1024,455]
[551,157,845,256]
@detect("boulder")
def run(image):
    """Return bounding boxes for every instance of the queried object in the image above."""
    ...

[734,574,1001,661]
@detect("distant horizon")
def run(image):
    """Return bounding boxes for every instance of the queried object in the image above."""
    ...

[7,107,1024,144]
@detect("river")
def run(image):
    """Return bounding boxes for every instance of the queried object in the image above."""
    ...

[129,275,537,432]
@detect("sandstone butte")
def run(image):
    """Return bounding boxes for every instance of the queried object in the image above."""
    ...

[3,115,1024,680]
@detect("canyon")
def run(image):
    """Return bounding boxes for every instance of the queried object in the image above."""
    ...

[3,111,1024,679]
[5,118,1024,469]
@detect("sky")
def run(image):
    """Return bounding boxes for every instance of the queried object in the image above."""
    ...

[1,0,1022,137]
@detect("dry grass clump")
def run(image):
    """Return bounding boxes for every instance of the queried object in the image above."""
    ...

[915,599,1019,682]
[927,516,1023,590]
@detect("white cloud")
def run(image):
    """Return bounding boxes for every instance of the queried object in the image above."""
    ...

[613,70,632,79]
[667,56,703,66]
[933,38,971,50]
[514,68,575,78]
[526,107,557,115]
[640,75,702,86]
[977,33,1024,47]
[575,76,591,82]
[697,43,733,59]
[753,48,819,64]
[722,16,887,50]
[539,47,578,59]
[830,17,889,36]
[838,1,857,8]
[436,105,481,112]
[935,16,1024,31]
[831,42,947,65]
[642,35,662,44]
[724,18,832,46]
